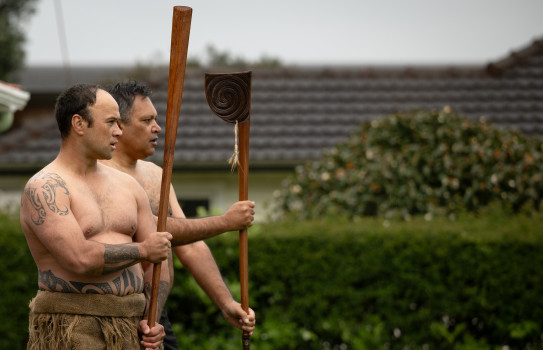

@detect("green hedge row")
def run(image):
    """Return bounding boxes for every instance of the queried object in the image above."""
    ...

[3,210,543,349]
[0,213,36,349]
[168,210,543,349]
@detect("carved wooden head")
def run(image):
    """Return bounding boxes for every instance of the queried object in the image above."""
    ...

[204,71,252,124]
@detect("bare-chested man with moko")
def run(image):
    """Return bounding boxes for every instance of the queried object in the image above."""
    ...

[20,84,171,350]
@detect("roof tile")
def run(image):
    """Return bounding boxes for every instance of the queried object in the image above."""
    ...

[1,37,542,170]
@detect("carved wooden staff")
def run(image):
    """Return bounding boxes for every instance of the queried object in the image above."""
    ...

[204,71,252,349]
[148,5,192,328]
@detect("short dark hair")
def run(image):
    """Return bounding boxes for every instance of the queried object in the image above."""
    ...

[55,84,100,139]
[106,81,152,124]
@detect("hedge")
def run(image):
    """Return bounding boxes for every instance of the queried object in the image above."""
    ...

[3,209,543,349]
[167,209,543,349]
[0,212,36,348]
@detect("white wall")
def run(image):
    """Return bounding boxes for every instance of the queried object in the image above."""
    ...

[171,170,291,222]
[0,170,293,221]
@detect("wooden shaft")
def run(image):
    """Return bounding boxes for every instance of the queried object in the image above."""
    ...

[238,120,250,310]
[148,5,192,327]
[202,70,252,349]
[238,120,251,349]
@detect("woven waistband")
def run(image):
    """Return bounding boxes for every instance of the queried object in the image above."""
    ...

[29,290,146,317]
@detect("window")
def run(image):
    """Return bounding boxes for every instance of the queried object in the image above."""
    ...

[178,198,210,218]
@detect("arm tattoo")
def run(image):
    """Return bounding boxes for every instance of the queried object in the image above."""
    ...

[157,280,170,318]
[143,281,170,318]
[24,188,47,225]
[41,173,69,215]
[38,269,143,295]
[24,173,70,226]
[102,244,141,275]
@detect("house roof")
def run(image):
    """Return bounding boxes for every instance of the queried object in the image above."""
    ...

[1,37,542,172]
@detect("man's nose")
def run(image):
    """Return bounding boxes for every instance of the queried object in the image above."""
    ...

[152,120,161,133]
[114,124,123,136]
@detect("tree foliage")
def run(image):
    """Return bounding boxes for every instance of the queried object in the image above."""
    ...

[123,44,283,84]
[200,44,282,69]
[0,0,38,81]
[274,107,543,220]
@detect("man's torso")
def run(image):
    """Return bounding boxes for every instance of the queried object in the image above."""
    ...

[21,162,145,296]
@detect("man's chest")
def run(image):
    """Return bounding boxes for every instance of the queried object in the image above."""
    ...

[70,181,138,238]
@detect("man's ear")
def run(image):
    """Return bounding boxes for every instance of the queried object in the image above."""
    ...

[72,114,86,136]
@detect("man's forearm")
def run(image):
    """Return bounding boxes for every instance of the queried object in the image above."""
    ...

[174,241,234,309]
[102,243,142,275]
[70,242,143,276]
[168,216,230,246]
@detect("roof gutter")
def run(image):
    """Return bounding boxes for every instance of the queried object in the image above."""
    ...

[0,82,31,134]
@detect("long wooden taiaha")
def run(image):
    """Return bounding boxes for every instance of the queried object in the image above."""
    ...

[148,5,192,328]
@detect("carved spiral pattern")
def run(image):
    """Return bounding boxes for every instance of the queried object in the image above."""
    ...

[204,72,251,123]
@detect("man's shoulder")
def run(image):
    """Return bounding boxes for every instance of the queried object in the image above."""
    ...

[136,160,162,174]
[24,165,67,189]
[99,162,140,182]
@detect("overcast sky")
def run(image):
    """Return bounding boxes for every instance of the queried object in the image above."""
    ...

[23,0,543,67]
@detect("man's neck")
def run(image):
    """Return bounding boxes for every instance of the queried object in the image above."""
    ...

[57,142,99,176]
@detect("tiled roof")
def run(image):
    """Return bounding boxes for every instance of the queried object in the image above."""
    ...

[1,37,542,171]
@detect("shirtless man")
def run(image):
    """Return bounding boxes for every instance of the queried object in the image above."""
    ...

[101,81,256,349]
[20,84,171,350]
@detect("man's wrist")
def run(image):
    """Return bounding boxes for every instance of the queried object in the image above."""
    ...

[217,213,232,232]
[138,242,148,261]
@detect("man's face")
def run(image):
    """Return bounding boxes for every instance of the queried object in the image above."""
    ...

[119,95,161,159]
[84,89,122,160]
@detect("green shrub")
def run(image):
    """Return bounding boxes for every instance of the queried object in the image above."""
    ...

[0,212,36,349]
[4,207,543,349]
[274,108,543,220]
[167,210,543,349]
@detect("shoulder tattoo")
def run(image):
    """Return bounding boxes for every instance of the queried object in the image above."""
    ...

[24,173,70,226]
